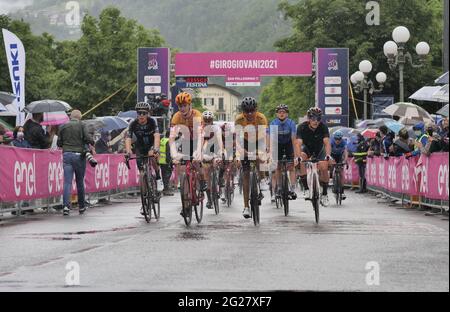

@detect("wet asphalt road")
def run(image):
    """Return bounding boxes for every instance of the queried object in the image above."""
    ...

[0,189,448,292]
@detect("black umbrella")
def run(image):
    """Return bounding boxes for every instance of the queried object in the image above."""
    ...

[0,91,17,106]
[23,99,72,114]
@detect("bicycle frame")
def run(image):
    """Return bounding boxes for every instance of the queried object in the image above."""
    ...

[305,161,321,199]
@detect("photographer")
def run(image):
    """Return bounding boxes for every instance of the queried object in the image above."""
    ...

[57,110,95,216]
[424,123,449,155]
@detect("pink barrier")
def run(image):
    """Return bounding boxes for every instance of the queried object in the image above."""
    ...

[0,146,140,202]
[343,160,359,184]
[364,154,449,201]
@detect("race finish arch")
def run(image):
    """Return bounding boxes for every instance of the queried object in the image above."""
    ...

[175,51,349,127]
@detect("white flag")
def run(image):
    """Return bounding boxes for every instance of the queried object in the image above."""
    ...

[2,28,26,126]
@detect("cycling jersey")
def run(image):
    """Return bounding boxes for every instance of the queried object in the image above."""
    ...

[127,117,159,152]
[267,118,296,145]
[297,121,330,159]
[201,124,222,155]
[235,112,268,148]
[171,109,202,138]
[331,138,347,163]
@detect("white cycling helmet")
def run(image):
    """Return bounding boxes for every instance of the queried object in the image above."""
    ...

[202,111,214,121]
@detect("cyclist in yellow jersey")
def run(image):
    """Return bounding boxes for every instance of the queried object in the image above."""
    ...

[234,97,269,219]
[169,92,203,217]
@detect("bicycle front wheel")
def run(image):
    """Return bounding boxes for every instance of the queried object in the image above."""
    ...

[312,178,320,224]
[282,172,289,217]
[250,172,260,226]
[140,173,151,223]
[194,180,204,224]
[180,173,192,226]
[212,169,220,215]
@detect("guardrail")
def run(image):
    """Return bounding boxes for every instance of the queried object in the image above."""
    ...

[0,146,141,216]
[344,153,449,215]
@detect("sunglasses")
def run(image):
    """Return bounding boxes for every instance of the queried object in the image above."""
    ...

[137,111,148,116]
[309,117,321,122]
[244,109,256,114]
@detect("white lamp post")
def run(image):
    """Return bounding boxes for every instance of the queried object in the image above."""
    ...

[351,61,386,119]
[384,26,430,102]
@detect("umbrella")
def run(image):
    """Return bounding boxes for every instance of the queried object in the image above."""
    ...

[118,111,137,119]
[356,119,376,129]
[432,84,449,103]
[385,120,405,134]
[361,128,379,139]
[41,111,70,126]
[436,104,449,117]
[0,103,6,112]
[330,127,360,136]
[398,116,433,126]
[0,91,17,106]
[23,99,72,114]
[95,116,129,132]
[382,102,433,122]
[435,72,449,85]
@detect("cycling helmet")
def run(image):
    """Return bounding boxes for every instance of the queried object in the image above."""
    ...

[202,110,214,121]
[135,102,150,111]
[241,97,257,112]
[307,107,322,119]
[276,104,289,113]
[175,92,192,106]
[334,130,344,140]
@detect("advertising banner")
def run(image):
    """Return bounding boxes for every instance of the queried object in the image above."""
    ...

[372,95,394,119]
[316,48,349,127]
[137,48,170,102]
[175,52,313,82]
[176,77,208,89]
[0,146,140,202]
[2,28,26,126]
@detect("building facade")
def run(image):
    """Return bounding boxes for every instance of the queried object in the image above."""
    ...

[196,84,241,121]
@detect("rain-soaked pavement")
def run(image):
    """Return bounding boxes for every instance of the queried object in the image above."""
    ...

[0,188,448,292]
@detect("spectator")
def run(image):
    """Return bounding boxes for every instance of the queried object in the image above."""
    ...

[353,133,369,193]
[10,126,31,148]
[159,129,174,196]
[391,127,413,157]
[95,130,112,154]
[438,117,449,138]
[0,124,6,144]
[424,122,449,155]
[48,125,60,151]
[379,125,394,158]
[57,110,95,216]
[368,132,382,157]
[23,113,50,149]
[410,122,429,157]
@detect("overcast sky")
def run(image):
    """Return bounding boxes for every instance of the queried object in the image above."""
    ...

[0,0,34,14]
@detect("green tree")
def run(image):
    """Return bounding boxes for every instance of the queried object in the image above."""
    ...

[56,7,165,117]
[260,0,443,122]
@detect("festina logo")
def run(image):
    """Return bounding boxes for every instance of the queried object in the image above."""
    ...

[10,43,21,103]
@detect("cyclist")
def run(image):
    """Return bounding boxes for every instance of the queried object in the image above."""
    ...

[219,122,237,204]
[169,92,203,217]
[125,102,163,214]
[329,130,348,200]
[235,97,269,219]
[295,107,332,207]
[267,104,298,203]
[199,111,224,209]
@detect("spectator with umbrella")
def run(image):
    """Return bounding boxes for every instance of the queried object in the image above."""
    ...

[95,130,112,154]
[23,113,49,149]
[379,125,395,159]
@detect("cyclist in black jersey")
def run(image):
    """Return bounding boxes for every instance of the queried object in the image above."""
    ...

[125,102,164,200]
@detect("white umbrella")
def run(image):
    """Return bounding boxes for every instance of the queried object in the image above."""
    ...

[383,102,433,122]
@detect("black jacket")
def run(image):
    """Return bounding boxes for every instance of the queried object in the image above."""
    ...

[23,119,49,149]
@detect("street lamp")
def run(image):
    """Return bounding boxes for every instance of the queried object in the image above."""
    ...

[384,26,430,102]
[351,60,387,119]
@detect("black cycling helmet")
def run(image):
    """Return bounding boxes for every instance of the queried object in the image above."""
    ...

[307,107,322,119]
[276,104,289,113]
[135,102,150,112]
[241,97,257,112]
